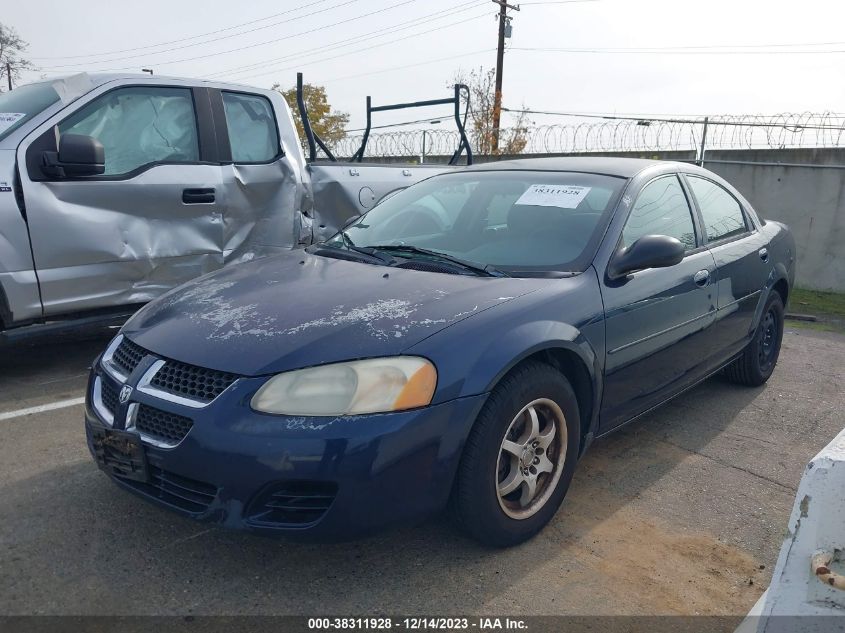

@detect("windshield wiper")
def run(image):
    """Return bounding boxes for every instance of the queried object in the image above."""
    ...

[309,232,396,266]
[339,231,397,265]
[367,244,508,277]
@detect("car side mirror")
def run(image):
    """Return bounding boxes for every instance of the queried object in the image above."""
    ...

[41,134,105,178]
[607,234,685,280]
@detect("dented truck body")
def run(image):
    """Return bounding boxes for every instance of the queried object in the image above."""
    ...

[0,73,452,335]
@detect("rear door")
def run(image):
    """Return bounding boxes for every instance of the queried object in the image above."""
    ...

[599,174,718,431]
[213,89,306,258]
[17,80,225,317]
[683,174,771,366]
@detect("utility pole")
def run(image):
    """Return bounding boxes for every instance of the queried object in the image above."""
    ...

[491,0,519,153]
[6,63,12,91]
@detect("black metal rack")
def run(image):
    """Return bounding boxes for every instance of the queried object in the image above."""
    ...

[296,72,473,166]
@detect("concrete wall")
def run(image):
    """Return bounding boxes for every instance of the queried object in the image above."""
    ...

[367,148,845,291]
[703,150,845,292]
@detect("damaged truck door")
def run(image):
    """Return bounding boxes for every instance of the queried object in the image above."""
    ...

[0,73,469,337]
[19,83,228,317]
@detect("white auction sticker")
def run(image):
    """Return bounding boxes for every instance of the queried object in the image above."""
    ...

[0,113,25,135]
[515,184,592,209]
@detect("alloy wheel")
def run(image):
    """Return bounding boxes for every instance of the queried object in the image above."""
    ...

[495,398,567,520]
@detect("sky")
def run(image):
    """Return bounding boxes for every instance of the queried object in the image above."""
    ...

[6,0,845,132]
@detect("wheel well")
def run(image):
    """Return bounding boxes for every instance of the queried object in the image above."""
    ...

[510,348,594,452]
[0,282,10,330]
[772,278,789,308]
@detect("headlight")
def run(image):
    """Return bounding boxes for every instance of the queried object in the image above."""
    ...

[251,357,437,416]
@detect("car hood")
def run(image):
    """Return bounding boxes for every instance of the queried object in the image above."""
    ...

[123,250,546,376]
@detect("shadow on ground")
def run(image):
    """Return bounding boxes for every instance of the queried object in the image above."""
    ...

[0,380,766,616]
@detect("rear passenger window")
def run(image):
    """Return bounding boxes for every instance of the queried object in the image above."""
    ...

[222,92,279,163]
[687,176,748,242]
[623,176,696,251]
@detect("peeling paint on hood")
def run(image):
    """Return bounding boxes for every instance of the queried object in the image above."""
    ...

[123,251,545,376]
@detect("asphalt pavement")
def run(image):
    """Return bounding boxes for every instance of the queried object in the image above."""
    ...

[1,325,843,616]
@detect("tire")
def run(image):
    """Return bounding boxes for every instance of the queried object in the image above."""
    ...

[451,361,581,547]
[724,292,785,387]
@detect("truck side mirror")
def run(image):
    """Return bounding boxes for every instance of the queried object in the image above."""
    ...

[607,234,685,280]
[42,134,105,178]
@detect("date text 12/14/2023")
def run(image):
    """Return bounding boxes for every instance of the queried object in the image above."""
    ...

[307,617,528,630]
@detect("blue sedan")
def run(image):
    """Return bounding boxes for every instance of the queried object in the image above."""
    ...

[85,158,795,546]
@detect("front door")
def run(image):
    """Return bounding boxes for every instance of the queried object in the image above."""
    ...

[600,174,718,432]
[17,82,225,317]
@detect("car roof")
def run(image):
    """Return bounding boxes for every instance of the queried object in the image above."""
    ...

[464,156,680,178]
[28,72,271,93]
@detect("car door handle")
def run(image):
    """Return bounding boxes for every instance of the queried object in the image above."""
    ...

[182,188,215,204]
[759,247,769,262]
[693,269,710,287]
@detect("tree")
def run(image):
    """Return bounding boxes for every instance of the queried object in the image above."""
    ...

[0,24,34,91]
[276,82,349,150]
[453,66,532,156]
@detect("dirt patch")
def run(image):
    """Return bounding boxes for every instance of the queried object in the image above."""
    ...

[558,487,766,615]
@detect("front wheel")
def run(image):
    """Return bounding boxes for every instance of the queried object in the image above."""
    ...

[451,362,581,547]
[724,292,784,386]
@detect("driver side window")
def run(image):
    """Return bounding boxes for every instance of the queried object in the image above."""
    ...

[623,175,697,251]
[58,86,200,176]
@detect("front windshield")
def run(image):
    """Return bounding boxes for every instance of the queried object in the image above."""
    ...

[0,82,61,142]
[329,170,626,274]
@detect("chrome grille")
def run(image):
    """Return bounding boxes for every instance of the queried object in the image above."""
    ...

[111,337,147,376]
[135,404,193,446]
[149,360,238,403]
[100,380,119,415]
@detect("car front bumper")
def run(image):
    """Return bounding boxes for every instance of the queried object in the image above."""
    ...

[84,364,487,540]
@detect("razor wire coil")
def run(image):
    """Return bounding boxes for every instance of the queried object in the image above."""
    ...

[330,112,845,158]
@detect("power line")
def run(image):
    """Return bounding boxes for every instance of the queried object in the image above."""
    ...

[39,0,363,69]
[223,12,489,83]
[512,46,845,55]
[206,0,485,79]
[519,0,599,4]
[345,115,454,132]
[29,0,336,60]
[322,48,495,84]
[40,0,417,73]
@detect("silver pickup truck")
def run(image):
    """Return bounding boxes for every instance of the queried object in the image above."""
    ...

[0,72,472,339]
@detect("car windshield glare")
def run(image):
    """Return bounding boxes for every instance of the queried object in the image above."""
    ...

[329,170,626,274]
[0,81,61,142]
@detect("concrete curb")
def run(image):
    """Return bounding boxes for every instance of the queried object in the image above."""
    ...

[737,427,845,631]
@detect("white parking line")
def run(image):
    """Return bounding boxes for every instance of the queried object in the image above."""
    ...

[0,397,86,421]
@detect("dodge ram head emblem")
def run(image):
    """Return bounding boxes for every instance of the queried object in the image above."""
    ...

[119,385,133,404]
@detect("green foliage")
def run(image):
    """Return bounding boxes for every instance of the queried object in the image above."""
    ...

[786,287,845,334]
[453,66,531,156]
[276,82,349,150]
[790,288,845,318]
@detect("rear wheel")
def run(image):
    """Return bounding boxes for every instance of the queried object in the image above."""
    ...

[724,292,784,386]
[451,362,581,546]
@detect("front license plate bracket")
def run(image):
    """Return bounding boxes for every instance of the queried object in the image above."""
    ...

[91,427,149,482]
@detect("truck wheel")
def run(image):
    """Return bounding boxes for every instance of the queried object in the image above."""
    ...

[451,361,581,547]
[724,292,784,387]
